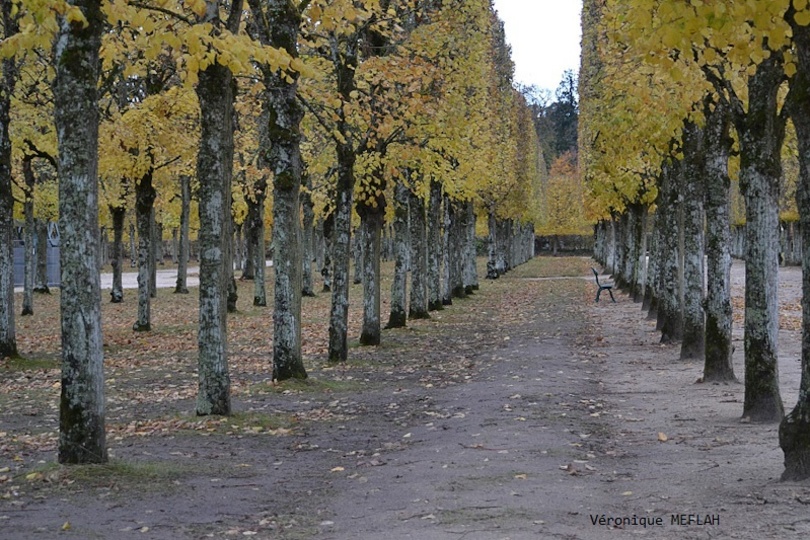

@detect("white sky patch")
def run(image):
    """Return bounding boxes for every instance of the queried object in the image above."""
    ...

[491,0,583,95]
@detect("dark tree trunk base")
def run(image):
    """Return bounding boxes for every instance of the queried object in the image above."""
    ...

[21,308,33,316]
[253,297,267,307]
[359,332,381,346]
[428,300,444,311]
[408,309,430,320]
[273,364,308,382]
[174,287,189,295]
[781,408,810,480]
[34,287,50,294]
[132,322,151,332]
[386,311,407,329]
[302,290,316,298]
[743,398,784,424]
[110,290,123,303]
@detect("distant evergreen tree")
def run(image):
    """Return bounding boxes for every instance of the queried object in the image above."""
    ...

[530,70,579,168]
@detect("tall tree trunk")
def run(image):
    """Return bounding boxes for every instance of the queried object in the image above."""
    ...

[242,196,258,281]
[149,207,157,298]
[195,61,234,416]
[34,219,50,294]
[387,180,409,328]
[327,45,358,363]
[129,221,136,267]
[353,228,363,285]
[486,209,499,279]
[408,188,429,319]
[245,177,267,306]
[358,208,383,345]
[133,171,156,332]
[175,175,190,294]
[110,205,125,302]
[0,1,18,358]
[658,159,683,343]
[53,0,106,464]
[427,180,443,310]
[248,0,306,378]
[226,198,238,313]
[780,13,810,479]
[21,156,35,316]
[733,55,786,423]
[463,200,478,294]
[301,173,316,297]
[441,195,452,305]
[680,120,706,361]
[449,200,466,299]
[321,212,333,292]
[702,99,735,382]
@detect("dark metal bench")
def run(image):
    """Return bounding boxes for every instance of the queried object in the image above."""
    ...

[592,268,615,303]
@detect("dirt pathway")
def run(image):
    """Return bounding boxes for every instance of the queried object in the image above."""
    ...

[3,257,810,539]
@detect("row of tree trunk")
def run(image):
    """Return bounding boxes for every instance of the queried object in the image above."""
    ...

[594,35,810,478]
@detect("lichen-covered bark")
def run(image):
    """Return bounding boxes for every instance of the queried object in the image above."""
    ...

[110,204,125,302]
[441,195,452,305]
[133,170,155,331]
[301,174,316,297]
[195,61,234,416]
[427,181,443,311]
[463,200,478,293]
[734,55,786,423]
[408,188,429,319]
[359,210,383,345]
[657,159,683,344]
[53,0,106,463]
[242,177,266,305]
[327,42,358,363]
[175,175,190,294]
[449,200,466,299]
[781,14,810,478]
[34,219,50,294]
[0,1,18,357]
[486,209,499,280]
[680,120,706,361]
[702,99,735,382]
[387,180,408,328]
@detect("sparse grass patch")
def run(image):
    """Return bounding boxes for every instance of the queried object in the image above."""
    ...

[19,459,198,492]
[250,377,366,396]
[0,356,59,371]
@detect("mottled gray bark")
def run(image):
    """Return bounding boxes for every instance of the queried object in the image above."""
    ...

[321,213,334,293]
[110,205,125,302]
[53,0,106,463]
[129,221,136,267]
[658,159,683,343]
[702,99,735,382]
[133,171,155,331]
[732,55,786,423]
[175,175,190,294]
[242,178,267,305]
[449,200,466,299]
[327,41,358,363]
[781,13,810,478]
[441,195,452,305]
[301,174,316,297]
[427,181,443,310]
[643,206,660,319]
[247,0,307,378]
[358,210,383,345]
[195,61,234,416]
[34,219,50,294]
[353,229,363,285]
[486,209,499,280]
[463,200,478,293]
[387,180,408,328]
[149,208,157,299]
[680,120,706,361]
[408,188,429,319]
[0,1,17,357]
